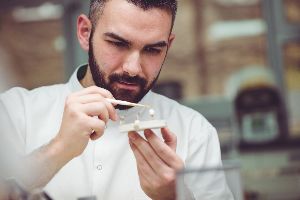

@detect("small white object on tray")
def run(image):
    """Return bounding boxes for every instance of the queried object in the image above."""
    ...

[119,120,167,132]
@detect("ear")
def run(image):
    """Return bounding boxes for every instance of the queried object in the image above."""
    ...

[167,33,175,48]
[77,14,92,52]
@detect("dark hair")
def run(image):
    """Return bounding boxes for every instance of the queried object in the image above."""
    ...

[89,0,177,29]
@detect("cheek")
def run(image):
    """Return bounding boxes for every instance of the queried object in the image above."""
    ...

[93,44,124,71]
[142,57,163,79]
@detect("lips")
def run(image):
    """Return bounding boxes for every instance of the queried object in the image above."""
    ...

[119,80,136,85]
[115,81,140,90]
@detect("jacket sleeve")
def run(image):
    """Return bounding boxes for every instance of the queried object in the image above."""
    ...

[0,88,27,178]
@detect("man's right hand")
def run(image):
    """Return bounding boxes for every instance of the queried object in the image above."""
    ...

[55,86,118,159]
[13,86,118,190]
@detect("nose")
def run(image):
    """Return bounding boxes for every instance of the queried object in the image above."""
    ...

[122,51,142,77]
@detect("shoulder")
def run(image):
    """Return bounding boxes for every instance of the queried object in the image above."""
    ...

[2,83,68,98]
[0,84,69,110]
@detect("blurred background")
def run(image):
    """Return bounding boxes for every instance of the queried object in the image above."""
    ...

[0,0,300,199]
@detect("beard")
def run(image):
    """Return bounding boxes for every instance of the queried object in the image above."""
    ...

[88,33,161,110]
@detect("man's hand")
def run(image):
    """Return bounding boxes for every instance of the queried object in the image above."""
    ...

[55,86,118,159]
[13,86,118,190]
[128,128,184,200]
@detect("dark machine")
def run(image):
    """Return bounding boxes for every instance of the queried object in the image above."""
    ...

[235,84,288,148]
[228,67,288,149]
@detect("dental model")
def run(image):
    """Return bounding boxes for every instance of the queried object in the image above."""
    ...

[115,104,165,132]
[120,118,167,132]
[149,108,155,118]
[105,98,166,132]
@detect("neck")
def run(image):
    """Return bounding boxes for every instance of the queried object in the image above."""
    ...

[80,66,95,88]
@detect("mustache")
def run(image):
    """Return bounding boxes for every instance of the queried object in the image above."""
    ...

[109,73,147,86]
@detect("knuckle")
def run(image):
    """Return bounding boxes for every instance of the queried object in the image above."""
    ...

[65,95,73,106]
[101,88,111,96]
[67,106,78,119]
[162,172,175,184]
[77,115,87,127]
[90,85,98,90]
[65,99,78,114]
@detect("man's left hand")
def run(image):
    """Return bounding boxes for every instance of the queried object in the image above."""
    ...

[128,128,184,200]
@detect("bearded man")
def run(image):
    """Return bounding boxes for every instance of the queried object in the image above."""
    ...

[0,0,232,199]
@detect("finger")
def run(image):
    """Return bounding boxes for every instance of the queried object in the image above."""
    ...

[130,139,178,195]
[65,87,114,106]
[161,127,177,151]
[103,100,119,121]
[77,93,106,104]
[75,86,114,99]
[77,94,118,121]
[129,141,160,185]
[144,129,182,170]
[87,116,106,140]
[128,132,170,172]
[81,103,109,124]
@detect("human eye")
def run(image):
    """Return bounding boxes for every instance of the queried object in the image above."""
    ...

[143,47,162,55]
[106,40,129,49]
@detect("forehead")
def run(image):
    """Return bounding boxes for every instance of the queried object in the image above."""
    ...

[94,0,173,43]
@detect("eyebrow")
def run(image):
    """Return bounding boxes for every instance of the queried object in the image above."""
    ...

[145,41,168,48]
[104,32,131,45]
[104,32,168,48]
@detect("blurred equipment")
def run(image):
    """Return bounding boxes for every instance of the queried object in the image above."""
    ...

[181,96,236,158]
[0,178,52,200]
[152,81,183,101]
[176,161,243,200]
[226,66,288,148]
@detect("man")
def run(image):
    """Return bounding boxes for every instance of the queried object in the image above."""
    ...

[0,0,232,199]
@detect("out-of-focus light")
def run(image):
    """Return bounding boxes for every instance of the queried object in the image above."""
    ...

[12,2,63,23]
[208,19,266,41]
[53,36,66,52]
[215,0,259,6]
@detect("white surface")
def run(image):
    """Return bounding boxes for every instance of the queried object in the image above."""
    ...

[119,120,167,132]
[208,19,266,41]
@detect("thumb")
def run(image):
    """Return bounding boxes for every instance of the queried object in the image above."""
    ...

[161,127,177,151]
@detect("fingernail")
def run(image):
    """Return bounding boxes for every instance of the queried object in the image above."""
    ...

[144,129,151,138]
[128,132,137,141]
